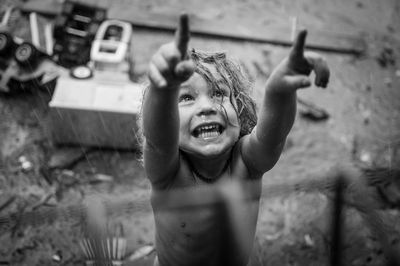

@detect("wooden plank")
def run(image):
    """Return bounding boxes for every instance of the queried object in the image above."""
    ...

[20,0,366,55]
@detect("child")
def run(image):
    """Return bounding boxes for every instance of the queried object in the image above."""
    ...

[142,14,329,266]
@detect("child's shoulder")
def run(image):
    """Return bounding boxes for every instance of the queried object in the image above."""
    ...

[230,136,264,180]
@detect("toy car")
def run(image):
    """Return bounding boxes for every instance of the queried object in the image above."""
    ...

[90,19,132,69]
[70,19,133,79]
[52,0,106,68]
[0,10,58,93]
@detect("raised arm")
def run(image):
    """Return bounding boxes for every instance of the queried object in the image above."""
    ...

[143,14,195,187]
[242,30,330,173]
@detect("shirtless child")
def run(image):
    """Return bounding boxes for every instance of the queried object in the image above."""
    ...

[142,14,329,266]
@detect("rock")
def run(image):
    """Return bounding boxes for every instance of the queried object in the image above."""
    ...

[360,150,373,164]
[297,97,330,121]
[18,156,33,172]
[377,45,396,68]
[51,254,61,262]
[304,234,315,247]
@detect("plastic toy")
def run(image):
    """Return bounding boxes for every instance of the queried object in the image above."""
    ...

[0,9,58,93]
[52,0,106,68]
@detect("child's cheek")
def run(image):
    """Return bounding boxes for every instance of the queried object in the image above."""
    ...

[226,101,240,123]
[178,109,192,133]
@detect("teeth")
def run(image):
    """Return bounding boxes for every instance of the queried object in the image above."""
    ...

[199,130,219,139]
[199,125,217,132]
[194,124,222,138]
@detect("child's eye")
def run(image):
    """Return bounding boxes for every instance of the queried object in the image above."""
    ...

[213,91,223,97]
[212,89,228,99]
[179,94,194,103]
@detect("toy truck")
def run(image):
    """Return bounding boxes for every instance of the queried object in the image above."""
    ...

[52,0,106,68]
[0,8,58,93]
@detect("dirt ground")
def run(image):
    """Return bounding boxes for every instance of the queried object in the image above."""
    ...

[0,0,399,265]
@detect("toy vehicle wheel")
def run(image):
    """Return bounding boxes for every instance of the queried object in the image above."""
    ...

[14,42,39,67]
[0,32,16,56]
[70,65,93,79]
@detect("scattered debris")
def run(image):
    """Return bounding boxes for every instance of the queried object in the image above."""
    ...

[265,232,282,241]
[304,234,315,247]
[377,45,396,68]
[40,166,53,185]
[56,169,79,186]
[360,150,373,164]
[89,173,114,184]
[0,195,16,212]
[376,173,400,208]
[48,147,91,170]
[52,250,62,262]
[31,192,55,211]
[18,156,33,172]
[127,245,155,261]
[297,97,330,121]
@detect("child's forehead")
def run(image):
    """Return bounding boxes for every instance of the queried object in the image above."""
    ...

[180,72,231,93]
[195,62,232,86]
[200,62,228,77]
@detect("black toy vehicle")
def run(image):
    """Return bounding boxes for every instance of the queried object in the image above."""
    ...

[0,9,58,93]
[52,0,106,68]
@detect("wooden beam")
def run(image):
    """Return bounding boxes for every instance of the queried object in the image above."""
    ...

[20,0,366,55]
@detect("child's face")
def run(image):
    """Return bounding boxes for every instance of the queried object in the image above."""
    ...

[178,63,240,159]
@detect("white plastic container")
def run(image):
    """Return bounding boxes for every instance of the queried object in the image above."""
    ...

[49,72,143,149]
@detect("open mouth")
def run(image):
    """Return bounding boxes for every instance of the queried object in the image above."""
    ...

[192,123,224,139]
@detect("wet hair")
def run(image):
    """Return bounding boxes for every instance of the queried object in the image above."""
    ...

[136,49,257,153]
[190,49,257,137]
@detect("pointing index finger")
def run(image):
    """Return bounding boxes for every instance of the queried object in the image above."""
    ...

[175,13,190,60]
[290,29,307,59]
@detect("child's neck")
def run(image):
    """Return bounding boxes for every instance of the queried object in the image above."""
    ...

[185,148,232,183]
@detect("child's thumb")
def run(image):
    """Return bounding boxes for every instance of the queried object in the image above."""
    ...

[283,75,311,91]
[175,60,195,82]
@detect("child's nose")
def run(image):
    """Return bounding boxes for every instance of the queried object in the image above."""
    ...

[196,95,217,116]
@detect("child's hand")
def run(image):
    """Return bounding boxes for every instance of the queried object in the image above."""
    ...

[266,30,330,94]
[148,14,195,89]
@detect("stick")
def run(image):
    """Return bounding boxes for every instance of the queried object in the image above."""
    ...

[330,176,345,266]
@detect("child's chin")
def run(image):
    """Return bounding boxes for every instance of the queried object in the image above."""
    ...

[193,144,231,158]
